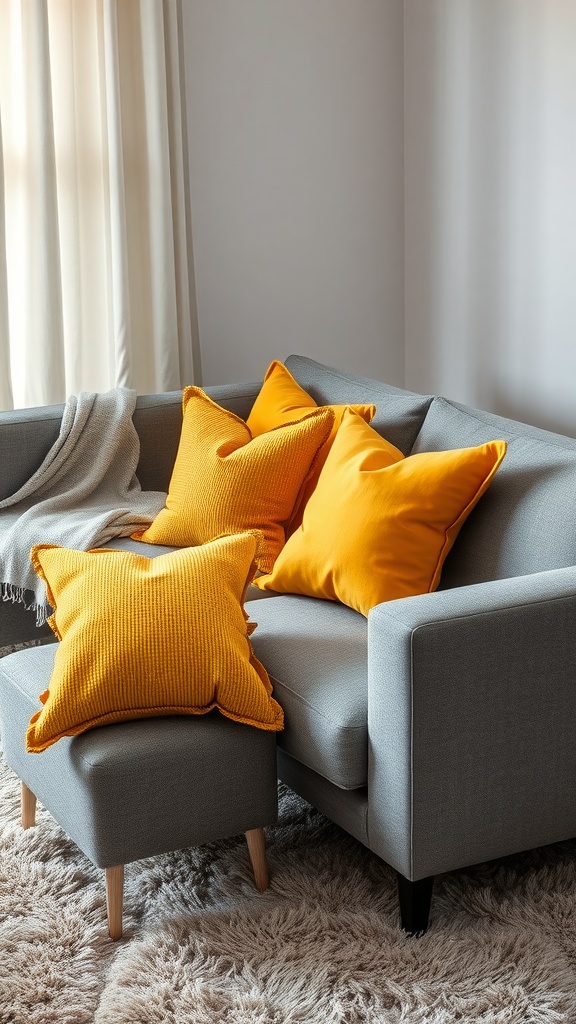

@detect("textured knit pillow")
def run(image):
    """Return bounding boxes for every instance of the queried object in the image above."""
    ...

[254,410,507,616]
[27,534,284,753]
[133,386,333,573]
[246,360,375,531]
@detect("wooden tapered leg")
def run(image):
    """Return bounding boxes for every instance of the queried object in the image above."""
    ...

[21,782,37,829]
[245,828,269,891]
[105,865,124,941]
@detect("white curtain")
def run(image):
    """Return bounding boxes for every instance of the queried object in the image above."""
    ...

[0,0,198,411]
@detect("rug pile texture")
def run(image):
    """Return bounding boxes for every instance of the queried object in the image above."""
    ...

[1,647,576,1022]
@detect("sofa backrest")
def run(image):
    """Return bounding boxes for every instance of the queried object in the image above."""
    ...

[412,397,576,587]
[0,404,64,501]
[0,383,262,500]
[137,358,433,492]
[285,354,433,456]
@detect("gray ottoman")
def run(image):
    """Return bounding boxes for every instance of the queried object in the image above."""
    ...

[0,643,278,939]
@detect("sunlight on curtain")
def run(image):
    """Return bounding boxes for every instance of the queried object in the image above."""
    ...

[0,0,198,410]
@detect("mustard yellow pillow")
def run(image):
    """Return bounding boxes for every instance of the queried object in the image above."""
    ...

[27,534,284,753]
[133,386,333,573]
[254,410,507,616]
[246,360,376,531]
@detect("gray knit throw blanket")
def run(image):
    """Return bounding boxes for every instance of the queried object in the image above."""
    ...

[0,388,167,624]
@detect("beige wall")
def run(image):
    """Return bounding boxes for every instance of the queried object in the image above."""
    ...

[181,0,405,387]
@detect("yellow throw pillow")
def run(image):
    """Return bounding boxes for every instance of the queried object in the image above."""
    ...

[27,534,284,753]
[254,410,507,616]
[246,360,376,531]
[133,386,334,573]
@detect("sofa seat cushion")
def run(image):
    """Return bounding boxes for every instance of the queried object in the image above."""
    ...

[414,398,576,587]
[246,594,368,790]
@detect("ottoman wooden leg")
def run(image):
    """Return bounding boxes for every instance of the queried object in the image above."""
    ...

[21,782,37,829]
[245,827,269,891]
[105,865,124,941]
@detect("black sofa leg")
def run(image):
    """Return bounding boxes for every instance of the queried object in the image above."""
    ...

[397,872,434,935]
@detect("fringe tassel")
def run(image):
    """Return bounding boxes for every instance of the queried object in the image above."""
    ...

[35,604,49,627]
[1,582,49,627]
[1,582,27,605]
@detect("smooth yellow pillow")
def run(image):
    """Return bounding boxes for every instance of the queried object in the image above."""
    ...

[246,360,376,531]
[27,534,284,753]
[254,410,507,616]
[133,386,334,573]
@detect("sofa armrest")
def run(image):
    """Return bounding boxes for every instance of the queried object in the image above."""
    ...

[367,567,576,880]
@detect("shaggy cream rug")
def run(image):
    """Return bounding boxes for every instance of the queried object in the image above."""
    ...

[1,648,576,1021]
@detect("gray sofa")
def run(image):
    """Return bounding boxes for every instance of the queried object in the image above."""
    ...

[2,353,576,934]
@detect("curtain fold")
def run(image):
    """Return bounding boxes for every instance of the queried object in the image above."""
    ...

[24,0,66,406]
[0,0,197,411]
[101,0,133,390]
[0,109,13,411]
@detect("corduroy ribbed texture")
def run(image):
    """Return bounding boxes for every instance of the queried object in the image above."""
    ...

[246,361,375,531]
[133,387,334,573]
[26,534,284,753]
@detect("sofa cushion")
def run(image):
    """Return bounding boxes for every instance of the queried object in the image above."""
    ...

[103,538,280,603]
[285,354,433,455]
[133,386,333,573]
[413,397,576,587]
[247,593,368,790]
[27,534,283,752]
[246,360,375,531]
[255,409,506,615]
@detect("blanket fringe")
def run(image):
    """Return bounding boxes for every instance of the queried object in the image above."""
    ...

[1,583,49,627]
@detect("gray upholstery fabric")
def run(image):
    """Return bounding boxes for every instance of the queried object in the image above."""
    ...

[247,594,368,790]
[131,392,183,493]
[0,596,54,649]
[0,405,64,502]
[0,644,278,868]
[277,748,369,848]
[367,565,576,879]
[205,380,262,421]
[413,397,576,588]
[285,354,433,455]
